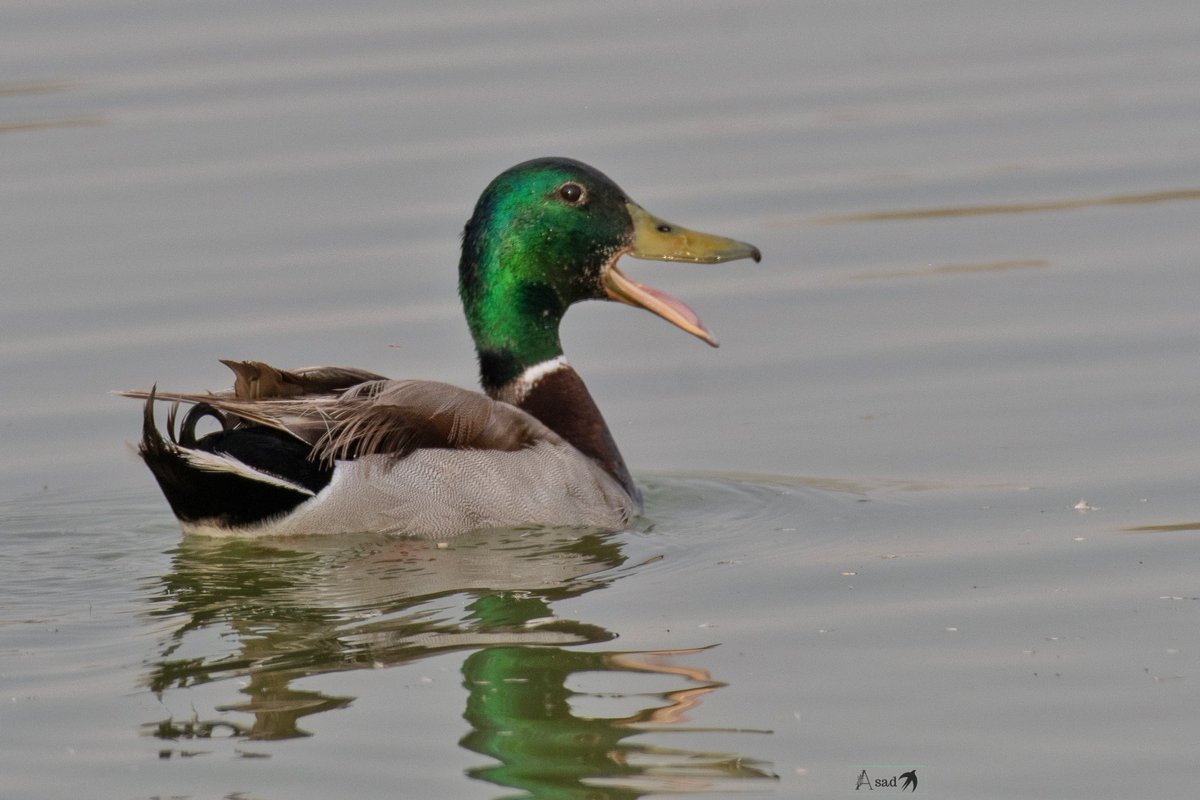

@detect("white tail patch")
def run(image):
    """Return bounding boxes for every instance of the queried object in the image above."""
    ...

[179,448,316,496]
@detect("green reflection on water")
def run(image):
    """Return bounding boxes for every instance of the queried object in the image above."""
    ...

[140,527,775,795]
[462,645,776,799]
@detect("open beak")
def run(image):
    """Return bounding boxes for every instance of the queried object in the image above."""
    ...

[602,202,761,347]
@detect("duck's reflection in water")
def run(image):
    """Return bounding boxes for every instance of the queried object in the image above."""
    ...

[142,527,775,794]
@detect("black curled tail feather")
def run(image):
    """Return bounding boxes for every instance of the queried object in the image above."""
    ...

[138,391,333,529]
[178,401,228,447]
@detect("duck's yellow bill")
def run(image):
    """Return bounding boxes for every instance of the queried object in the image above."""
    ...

[625,203,762,265]
[602,202,761,347]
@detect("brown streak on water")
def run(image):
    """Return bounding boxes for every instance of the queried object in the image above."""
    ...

[813,188,1200,224]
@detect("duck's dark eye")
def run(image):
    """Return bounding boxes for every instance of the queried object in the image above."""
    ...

[657,224,673,233]
[557,182,586,204]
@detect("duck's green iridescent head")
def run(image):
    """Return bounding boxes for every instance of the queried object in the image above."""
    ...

[459,157,761,391]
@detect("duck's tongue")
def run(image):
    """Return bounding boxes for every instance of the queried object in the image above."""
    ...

[602,263,718,347]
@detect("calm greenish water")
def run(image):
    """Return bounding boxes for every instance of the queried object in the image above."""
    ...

[4,2,1200,798]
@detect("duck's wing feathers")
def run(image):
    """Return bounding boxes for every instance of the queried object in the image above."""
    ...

[122,362,554,464]
[309,379,547,462]
[118,360,387,404]
[220,359,389,399]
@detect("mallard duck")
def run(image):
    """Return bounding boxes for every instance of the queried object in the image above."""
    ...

[124,157,760,536]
